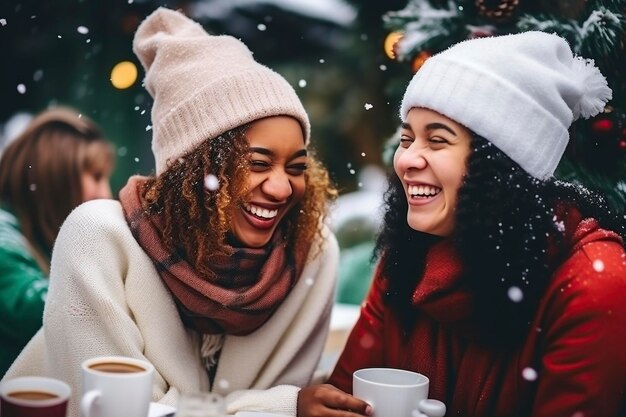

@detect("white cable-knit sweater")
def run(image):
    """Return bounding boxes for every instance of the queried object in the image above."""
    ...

[3,199,339,416]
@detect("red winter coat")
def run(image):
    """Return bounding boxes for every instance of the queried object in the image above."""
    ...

[329,214,626,417]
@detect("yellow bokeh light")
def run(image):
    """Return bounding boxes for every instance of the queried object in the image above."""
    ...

[384,31,404,60]
[110,61,138,89]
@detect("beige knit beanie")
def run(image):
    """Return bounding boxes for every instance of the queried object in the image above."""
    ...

[133,7,311,174]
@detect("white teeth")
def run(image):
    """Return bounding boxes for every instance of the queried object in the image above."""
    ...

[243,203,278,219]
[408,185,441,197]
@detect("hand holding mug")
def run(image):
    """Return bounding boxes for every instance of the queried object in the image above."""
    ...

[353,368,446,417]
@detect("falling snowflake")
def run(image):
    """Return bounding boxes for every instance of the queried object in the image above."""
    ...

[554,220,565,232]
[361,152,366,157]
[145,125,152,131]
[257,23,267,31]
[592,260,605,272]
[29,184,37,191]
[204,174,219,191]
[522,367,537,381]
[364,103,373,110]
[507,286,523,303]
[319,59,325,64]
[134,157,140,162]
[359,333,375,349]
[77,26,89,34]
[298,79,307,88]
[305,277,314,286]
[17,84,26,94]
[217,379,230,389]
[379,64,387,71]
[0,19,7,26]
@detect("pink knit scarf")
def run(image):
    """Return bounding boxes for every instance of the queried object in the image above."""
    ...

[119,176,309,335]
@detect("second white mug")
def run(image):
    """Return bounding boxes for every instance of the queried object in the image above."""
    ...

[353,368,446,417]
[81,356,154,417]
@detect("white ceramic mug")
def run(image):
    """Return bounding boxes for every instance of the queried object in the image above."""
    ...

[353,368,446,417]
[81,356,154,417]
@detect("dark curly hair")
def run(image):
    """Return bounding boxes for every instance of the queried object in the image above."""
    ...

[142,125,337,279]
[375,134,625,347]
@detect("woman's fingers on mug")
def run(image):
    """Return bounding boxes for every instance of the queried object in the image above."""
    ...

[298,384,371,416]
[320,384,371,416]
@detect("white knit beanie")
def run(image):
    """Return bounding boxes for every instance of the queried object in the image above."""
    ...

[400,31,612,180]
[133,7,311,175]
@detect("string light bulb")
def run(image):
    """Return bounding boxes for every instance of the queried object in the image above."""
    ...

[110,61,138,89]
[384,31,404,59]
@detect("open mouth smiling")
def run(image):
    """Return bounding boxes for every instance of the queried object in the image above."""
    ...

[243,202,279,219]
[408,184,442,198]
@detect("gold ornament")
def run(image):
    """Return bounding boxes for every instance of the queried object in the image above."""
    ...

[475,0,520,20]
[540,0,587,19]
[411,51,432,73]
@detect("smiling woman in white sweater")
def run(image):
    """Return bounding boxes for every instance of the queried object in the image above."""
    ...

[3,7,341,417]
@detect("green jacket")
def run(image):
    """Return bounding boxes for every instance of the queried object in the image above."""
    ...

[0,206,48,377]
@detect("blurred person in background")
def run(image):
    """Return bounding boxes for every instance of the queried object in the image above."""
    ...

[0,106,115,376]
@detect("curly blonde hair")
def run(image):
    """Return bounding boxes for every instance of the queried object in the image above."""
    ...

[142,125,337,278]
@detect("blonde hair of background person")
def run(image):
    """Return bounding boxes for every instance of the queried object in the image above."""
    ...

[3,8,340,417]
[0,106,115,377]
[0,107,115,272]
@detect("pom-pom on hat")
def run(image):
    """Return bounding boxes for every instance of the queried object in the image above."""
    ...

[400,31,612,180]
[133,7,310,174]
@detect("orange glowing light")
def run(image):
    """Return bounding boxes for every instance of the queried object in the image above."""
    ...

[411,51,432,73]
[110,61,138,89]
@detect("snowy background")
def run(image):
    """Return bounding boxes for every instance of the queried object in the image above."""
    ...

[0,0,409,199]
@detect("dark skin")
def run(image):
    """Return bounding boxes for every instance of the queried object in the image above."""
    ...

[297,384,372,417]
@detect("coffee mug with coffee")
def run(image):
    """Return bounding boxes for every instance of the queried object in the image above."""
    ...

[81,356,154,417]
[353,368,446,417]
[0,376,71,417]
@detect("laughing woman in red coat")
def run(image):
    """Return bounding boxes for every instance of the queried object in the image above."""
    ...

[299,32,626,417]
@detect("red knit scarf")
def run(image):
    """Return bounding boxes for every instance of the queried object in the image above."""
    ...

[405,239,513,416]
[119,176,309,336]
